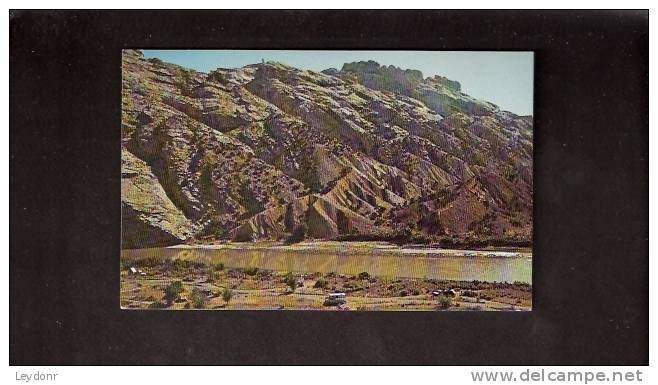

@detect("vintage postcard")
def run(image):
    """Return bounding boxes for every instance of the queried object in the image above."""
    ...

[120,50,533,311]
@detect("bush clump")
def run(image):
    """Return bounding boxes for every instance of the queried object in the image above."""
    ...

[207,70,226,83]
[222,287,233,303]
[314,277,328,289]
[437,295,452,309]
[163,281,184,303]
[284,272,297,291]
[148,301,167,309]
[190,288,207,309]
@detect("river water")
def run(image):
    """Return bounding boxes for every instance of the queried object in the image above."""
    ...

[121,242,532,284]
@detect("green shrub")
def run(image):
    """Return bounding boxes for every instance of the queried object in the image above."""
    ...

[190,288,207,309]
[169,259,205,269]
[214,262,225,271]
[208,70,226,83]
[148,301,167,309]
[163,281,184,303]
[244,267,259,276]
[357,271,370,280]
[142,256,161,267]
[222,287,233,303]
[284,272,297,291]
[175,69,194,95]
[479,290,494,301]
[314,277,328,289]
[438,295,452,309]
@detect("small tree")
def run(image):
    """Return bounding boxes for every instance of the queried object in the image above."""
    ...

[177,69,194,95]
[438,295,452,309]
[163,281,184,304]
[190,288,207,309]
[284,272,297,291]
[222,287,233,303]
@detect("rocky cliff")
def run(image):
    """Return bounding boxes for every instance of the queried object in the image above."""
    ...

[121,50,533,248]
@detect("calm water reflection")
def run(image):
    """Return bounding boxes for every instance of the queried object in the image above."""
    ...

[121,245,532,284]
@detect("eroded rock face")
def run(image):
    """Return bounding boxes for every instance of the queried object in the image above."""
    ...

[121,50,533,248]
[121,149,194,248]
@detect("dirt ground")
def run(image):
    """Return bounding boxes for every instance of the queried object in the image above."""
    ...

[120,259,532,311]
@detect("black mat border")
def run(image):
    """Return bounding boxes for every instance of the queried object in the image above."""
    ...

[10,10,648,365]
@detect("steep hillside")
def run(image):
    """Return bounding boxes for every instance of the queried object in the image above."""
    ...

[121,50,532,248]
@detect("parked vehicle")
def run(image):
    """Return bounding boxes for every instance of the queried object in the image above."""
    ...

[323,292,347,306]
[432,289,456,297]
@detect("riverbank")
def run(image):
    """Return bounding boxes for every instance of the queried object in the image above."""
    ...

[120,255,532,311]
[122,241,532,284]
[170,240,532,257]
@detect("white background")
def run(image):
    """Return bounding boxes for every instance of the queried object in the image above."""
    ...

[2,2,654,383]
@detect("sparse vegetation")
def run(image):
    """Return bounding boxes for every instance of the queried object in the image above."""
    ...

[437,295,452,309]
[176,68,194,95]
[148,301,167,309]
[207,70,226,83]
[314,277,328,289]
[222,287,233,303]
[206,267,216,283]
[122,261,531,311]
[163,281,184,303]
[147,57,163,65]
[284,272,297,291]
[190,287,207,309]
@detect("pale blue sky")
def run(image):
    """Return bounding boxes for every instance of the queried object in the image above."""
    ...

[142,50,534,116]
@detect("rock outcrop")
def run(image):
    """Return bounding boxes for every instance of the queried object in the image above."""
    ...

[121,148,194,248]
[121,50,533,248]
